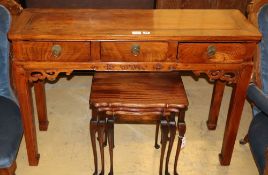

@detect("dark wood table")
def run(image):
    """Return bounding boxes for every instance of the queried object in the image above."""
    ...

[8,9,261,166]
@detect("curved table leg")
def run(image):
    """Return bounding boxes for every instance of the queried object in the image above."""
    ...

[165,113,176,175]
[174,110,186,175]
[107,118,115,175]
[155,121,160,149]
[98,112,106,175]
[159,119,169,175]
[90,108,98,175]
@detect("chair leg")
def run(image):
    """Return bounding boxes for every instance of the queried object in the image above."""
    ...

[90,108,98,175]
[174,110,186,175]
[159,119,169,175]
[107,118,115,175]
[165,113,176,175]
[155,121,160,149]
[264,148,268,175]
[0,161,17,175]
[98,112,106,175]
[239,134,249,145]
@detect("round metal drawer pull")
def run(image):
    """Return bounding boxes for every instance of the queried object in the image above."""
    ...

[207,45,216,57]
[51,45,62,58]
[131,44,140,56]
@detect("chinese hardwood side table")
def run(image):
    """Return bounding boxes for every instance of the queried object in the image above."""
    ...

[8,9,261,166]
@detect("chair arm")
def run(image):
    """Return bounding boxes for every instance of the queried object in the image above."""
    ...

[247,83,268,115]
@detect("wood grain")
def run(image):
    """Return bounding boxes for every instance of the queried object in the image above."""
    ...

[101,42,177,62]
[90,72,188,108]
[178,43,256,63]
[13,41,91,61]
[9,9,261,41]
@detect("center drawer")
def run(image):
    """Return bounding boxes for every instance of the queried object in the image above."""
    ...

[100,42,177,62]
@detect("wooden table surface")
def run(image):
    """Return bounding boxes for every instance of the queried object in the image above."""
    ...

[8,9,261,169]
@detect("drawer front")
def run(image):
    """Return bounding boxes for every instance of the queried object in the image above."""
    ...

[100,42,177,62]
[178,43,256,63]
[13,41,91,61]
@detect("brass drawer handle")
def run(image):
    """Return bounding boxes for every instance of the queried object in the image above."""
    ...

[51,45,62,58]
[131,44,140,56]
[207,45,216,57]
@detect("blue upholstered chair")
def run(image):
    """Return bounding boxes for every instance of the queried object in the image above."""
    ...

[0,4,23,175]
[244,1,268,174]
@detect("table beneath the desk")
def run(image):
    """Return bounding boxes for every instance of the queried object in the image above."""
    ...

[8,9,261,166]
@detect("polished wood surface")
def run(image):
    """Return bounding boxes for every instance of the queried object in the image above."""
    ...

[101,42,177,62]
[90,72,188,175]
[9,9,260,41]
[13,41,91,61]
[9,9,261,167]
[90,73,188,108]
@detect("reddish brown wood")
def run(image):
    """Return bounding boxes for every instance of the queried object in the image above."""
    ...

[0,161,17,175]
[91,42,101,62]
[219,65,253,165]
[89,108,98,175]
[9,9,261,42]
[0,0,22,15]
[101,42,177,62]
[90,72,188,174]
[33,81,48,131]
[174,109,186,175]
[178,43,256,63]
[265,148,268,175]
[13,41,91,62]
[207,80,226,130]
[90,73,188,108]
[13,64,39,166]
[8,9,260,167]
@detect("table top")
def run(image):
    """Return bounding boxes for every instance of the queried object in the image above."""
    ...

[9,9,261,42]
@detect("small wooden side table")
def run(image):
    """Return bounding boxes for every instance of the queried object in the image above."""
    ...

[89,72,188,175]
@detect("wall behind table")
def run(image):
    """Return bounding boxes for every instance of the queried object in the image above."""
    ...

[157,0,251,15]
[20,0,250,15]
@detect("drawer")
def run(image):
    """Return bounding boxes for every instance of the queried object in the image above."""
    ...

[13,41,91,61]
[178,43,256,63]
[100,42,177,62]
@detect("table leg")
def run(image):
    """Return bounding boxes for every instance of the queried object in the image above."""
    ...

[107,118,114,175]
[174,110,186,175]
[165,113,176,175]
[154,121,160,149]
[13,65,40,166]
[207,80,226,130]
[98,112,106,175]
[219,65,253,165]
[90,108,98,175]
[34,81,48,131]
[159,119,168,175]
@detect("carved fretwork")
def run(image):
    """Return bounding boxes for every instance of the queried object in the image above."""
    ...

[193,70,239,84]
[28,70,73,82]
